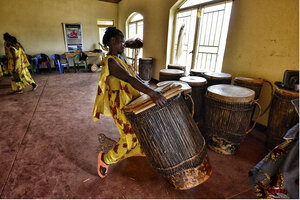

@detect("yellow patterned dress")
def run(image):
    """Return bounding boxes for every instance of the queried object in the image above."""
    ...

[7,45,35,91]
[93,55,145,165]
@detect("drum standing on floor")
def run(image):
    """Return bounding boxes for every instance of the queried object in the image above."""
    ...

[180,76,207,124]
[233,77,265,120]
[204,84,256,155]
[139,58,153,81]
[125,94,212,190]
[159,69,185,81]
[167,64,186,73]
[190,69,207,77]
[266,87,299,149]
[233,77,264,100]
[203,72,232,87]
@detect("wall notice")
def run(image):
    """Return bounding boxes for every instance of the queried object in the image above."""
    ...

[63,23,84,52]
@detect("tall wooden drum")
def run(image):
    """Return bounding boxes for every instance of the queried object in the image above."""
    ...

[125,94,212,190]
[157,81,193,114]
[139,58,153,81]
[203,72,232,87]
[190,69,207,77]
[266,87,299,149]
[233,77,264,100]
[159,69,185,81]
[204,84,256,155]
[180,76,207,123]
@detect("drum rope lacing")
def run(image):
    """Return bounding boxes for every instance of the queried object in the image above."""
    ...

[184,94,194,117]
[259,79,274,117]
[246,99,262,134]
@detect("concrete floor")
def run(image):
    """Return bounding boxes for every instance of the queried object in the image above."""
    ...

[0,71,269,198]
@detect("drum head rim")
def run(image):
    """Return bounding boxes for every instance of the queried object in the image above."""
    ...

[180,76,207,86]
[275,86,299,97]
[160,69,185,75]
[234,77,264,85]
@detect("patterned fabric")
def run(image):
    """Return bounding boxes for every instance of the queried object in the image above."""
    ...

[249,99,299,199]
[93,55,144,165]
[7,45,35,91]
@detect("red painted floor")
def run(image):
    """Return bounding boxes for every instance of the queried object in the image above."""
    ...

[0,72,269,198]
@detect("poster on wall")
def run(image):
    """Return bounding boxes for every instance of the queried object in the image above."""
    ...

[62,23,84,52]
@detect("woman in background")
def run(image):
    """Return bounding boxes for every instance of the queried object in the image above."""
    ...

[93,27,166,178]
[7,36,37,93]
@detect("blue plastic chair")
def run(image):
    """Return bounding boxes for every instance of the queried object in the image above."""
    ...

[33,54,52,74]
[51,54,70,74]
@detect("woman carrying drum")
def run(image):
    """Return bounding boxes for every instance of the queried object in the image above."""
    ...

[92,27,166,178]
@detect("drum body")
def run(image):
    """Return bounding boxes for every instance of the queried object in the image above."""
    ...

[159,69,184,81]
[125,94,212,190]
[203,72,232,87]
[139,58,153,81]
[204,84,255,155]
[266,87,299,149]
[233,77,264,100]
[180,76,207,123]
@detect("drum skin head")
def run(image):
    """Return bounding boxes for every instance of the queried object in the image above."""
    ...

[207,84,255,103]
[180,76,207,86]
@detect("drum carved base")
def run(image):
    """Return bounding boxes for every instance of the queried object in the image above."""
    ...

[166,155,212,190]
[208,136,239,155]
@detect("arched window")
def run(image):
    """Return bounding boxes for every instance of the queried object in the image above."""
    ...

[126,12,144,65]
[170,0,233,73]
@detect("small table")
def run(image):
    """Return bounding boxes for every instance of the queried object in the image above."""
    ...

[62,52,105,66]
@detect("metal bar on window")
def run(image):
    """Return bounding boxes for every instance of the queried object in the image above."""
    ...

[213,11,220,45]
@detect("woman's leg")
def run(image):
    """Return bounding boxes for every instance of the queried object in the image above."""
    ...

[103,134,144,165]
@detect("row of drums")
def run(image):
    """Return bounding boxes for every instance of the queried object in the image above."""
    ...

[159,68,264,155]
[159,67,299,150]
[123,67,298,190]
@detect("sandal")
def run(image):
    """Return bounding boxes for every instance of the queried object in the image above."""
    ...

[97,152,109,178]
[32,83,38,91]
[15,90,23,94]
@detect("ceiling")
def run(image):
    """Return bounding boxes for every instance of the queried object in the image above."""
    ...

[98,0,122,3]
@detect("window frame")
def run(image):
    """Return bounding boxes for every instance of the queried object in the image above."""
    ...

[170,0,232,73]
[126,13,144,65]
[97,19,114,47]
